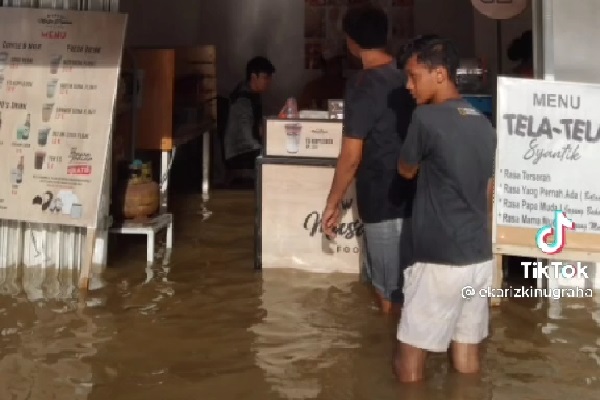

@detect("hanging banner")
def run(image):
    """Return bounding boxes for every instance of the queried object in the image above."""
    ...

[0,7,127,228]
[494,77,600,261]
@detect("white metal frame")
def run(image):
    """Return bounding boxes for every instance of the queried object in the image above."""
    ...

[200,131,212,219]
[110,213,173,264]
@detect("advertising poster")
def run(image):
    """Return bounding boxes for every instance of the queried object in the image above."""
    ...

[0,8,127,228]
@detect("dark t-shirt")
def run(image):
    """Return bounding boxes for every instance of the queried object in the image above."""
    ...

[399,99,497,266]
[343,63,416,223]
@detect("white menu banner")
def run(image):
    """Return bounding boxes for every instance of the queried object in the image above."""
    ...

[0,8,127,228]
[496,77,600,233]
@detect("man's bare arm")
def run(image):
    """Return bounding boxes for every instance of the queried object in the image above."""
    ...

[398,159,419,180]
[326,137,363,208]
[487,178,494,213]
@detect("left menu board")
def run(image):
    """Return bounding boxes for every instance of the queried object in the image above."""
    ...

[0,8,126,228]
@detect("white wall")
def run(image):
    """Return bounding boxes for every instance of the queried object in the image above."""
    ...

[121,0,312,114]
[119,0,533,112]
[120,0,203,47]
[551,0,600,83]
[194,0,307,115]
[414,0,475,58]
[121,0,480,114]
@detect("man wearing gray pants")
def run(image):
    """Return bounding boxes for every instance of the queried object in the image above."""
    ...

[322,5,415,315]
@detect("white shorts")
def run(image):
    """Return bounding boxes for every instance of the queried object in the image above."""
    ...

[397,259,493,352]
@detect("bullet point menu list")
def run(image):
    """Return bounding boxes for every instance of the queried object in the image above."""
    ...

[496,168,600,232]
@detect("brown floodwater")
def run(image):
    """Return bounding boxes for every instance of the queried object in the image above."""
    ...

[0,190,599,400]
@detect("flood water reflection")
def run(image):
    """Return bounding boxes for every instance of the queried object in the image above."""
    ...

[0,191,599,399]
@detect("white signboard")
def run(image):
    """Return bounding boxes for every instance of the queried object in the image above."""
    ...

[0,8,126,228]
[259,162,363,274]
[495,77,600,234]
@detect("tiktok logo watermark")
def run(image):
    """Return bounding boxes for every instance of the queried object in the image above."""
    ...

[535,210,574,255]
[527,210,589,281]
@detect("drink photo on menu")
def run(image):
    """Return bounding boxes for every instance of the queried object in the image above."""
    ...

[38,128,50,146]
[285,123,302,154]
[16,113,30,141]
[10,156,24,185]
[50,54,61,74]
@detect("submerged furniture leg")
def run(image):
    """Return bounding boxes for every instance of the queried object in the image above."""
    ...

[162,217,174,266]
[536,257,545,289]
[491,255,503,306]
[160,149,170,213]
[166,219,173,250]
[147,230,155,264]
[198,131,212,220]
[109,215,172,264]
[202,130,210,203]
[79,228,97,290]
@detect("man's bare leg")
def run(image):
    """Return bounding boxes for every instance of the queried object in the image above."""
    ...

[374,290,393,314]
[450,342,481,374]
[391,301,402,317]
[377,295,403,316]
[380,299,393,314]
[393,341,427,383]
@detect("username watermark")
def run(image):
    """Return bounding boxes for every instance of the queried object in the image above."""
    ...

[462,285,593,300]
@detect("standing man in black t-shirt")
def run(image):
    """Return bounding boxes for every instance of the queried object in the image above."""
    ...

[394,36,497,382]
[321,5,416,315]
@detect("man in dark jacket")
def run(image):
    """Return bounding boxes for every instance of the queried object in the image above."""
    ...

[224,56,275,170]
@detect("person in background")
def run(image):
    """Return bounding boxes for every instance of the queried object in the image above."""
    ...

[394,36,496,383]
[298,54,346,110]
[321,5,416,315]
[507,30,533,78]
[223,56,276,173]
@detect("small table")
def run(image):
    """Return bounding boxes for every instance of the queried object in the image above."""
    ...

[109,213,173,264]
[108,120,213,263]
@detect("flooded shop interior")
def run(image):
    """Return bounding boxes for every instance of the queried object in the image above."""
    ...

[0,0,598,399]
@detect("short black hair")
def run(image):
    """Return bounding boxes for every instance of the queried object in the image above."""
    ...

[398,34,442,68]
[342,5,388,50]
[404,35,460,81]
[245,56,276,81]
